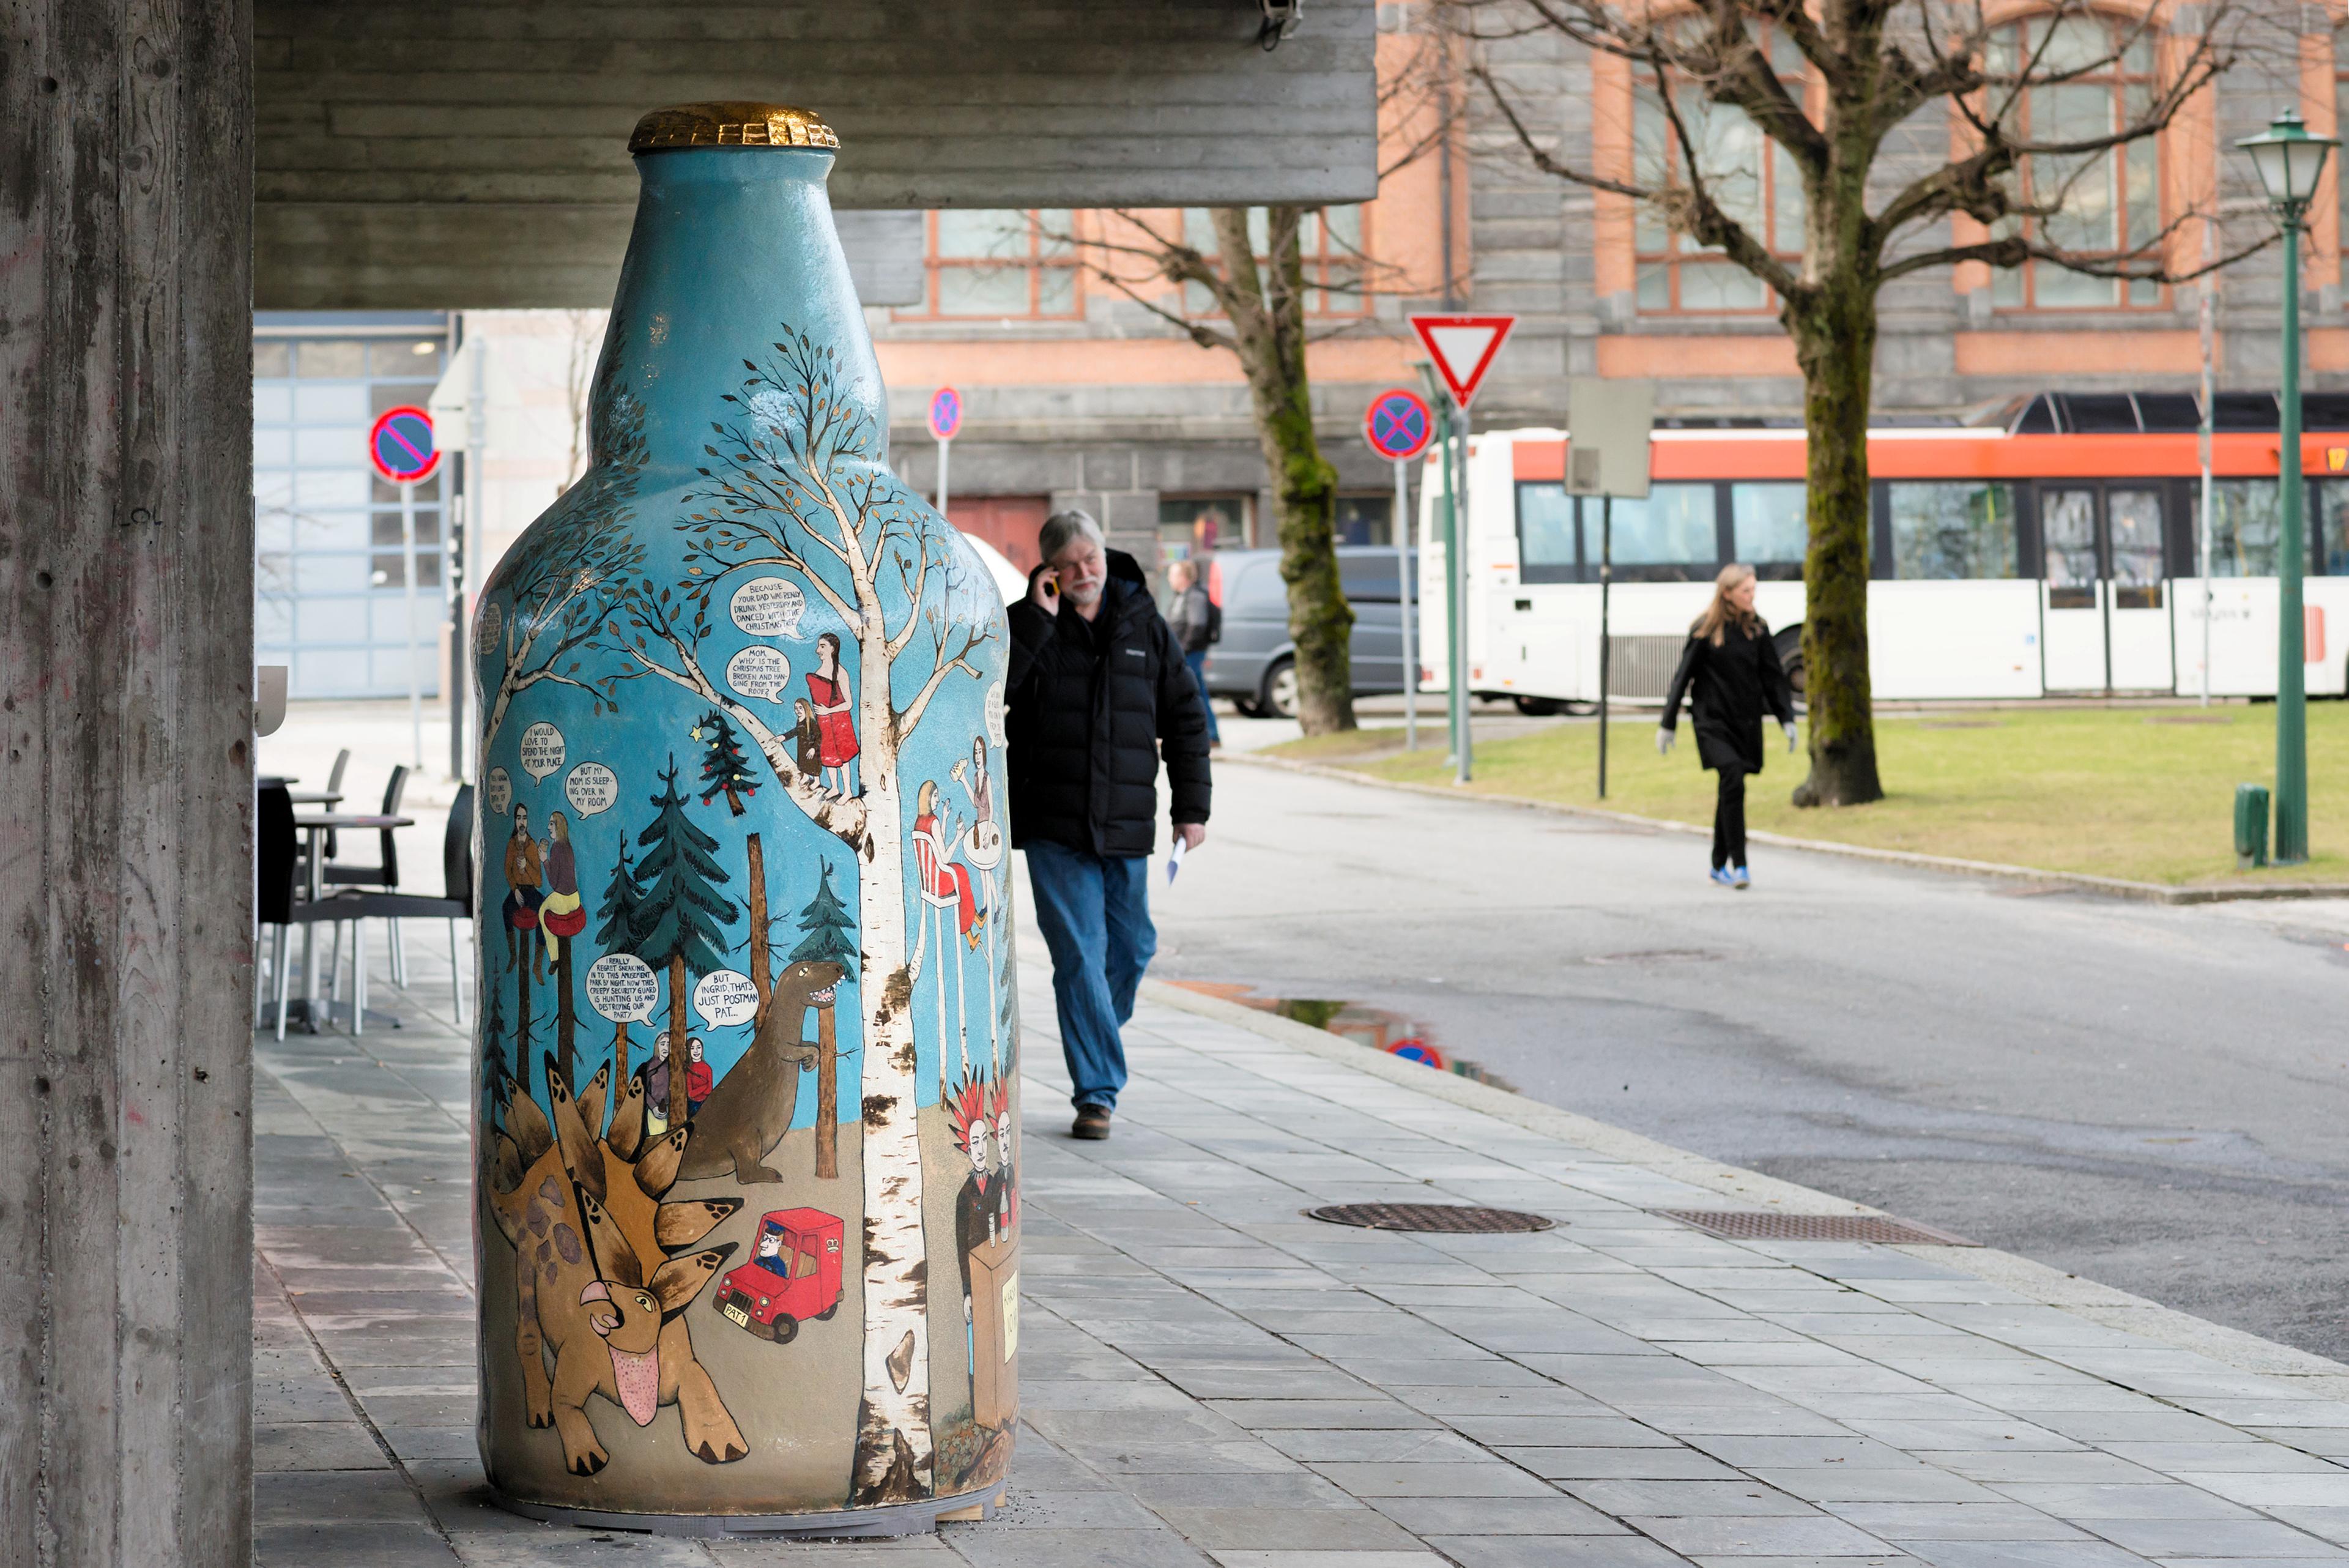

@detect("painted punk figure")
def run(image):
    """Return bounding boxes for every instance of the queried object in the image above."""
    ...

[806,632,859,795]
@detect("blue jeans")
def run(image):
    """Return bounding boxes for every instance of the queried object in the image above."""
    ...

[1184,649,1222,743]
[1024,839,1156,1112]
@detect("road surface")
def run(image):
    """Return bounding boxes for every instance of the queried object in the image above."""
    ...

[1140,756,2349,1362]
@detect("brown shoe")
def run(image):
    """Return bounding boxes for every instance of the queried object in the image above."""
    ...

[1071,1105,1112,1141]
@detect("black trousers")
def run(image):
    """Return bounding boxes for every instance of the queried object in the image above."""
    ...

[1711,766,1748,871]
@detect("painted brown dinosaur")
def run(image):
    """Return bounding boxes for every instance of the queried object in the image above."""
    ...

[677,958,844,1185]
[484,1057,749,1475]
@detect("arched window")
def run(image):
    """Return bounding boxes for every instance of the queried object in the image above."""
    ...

[1988,15,2163,311]
[1633,28,1808,314]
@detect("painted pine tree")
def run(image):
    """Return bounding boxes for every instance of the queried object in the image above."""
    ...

[694,708,760,817]
[790,861,859,1182]
[594,837,647,1077]
[629,756,738,1128]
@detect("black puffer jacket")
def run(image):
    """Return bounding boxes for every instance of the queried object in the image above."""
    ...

[1006,549,1211,856]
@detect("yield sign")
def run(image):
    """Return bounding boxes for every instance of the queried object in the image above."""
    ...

[1409,314,1517,407]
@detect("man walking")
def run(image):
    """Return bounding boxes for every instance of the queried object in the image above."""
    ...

[1008,510,1211,1140]
[1165,557,1222,748]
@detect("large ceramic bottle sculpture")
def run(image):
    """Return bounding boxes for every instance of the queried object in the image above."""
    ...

[470,103,1018,1534]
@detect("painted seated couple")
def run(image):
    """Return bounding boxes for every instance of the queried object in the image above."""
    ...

[500,805,588,981]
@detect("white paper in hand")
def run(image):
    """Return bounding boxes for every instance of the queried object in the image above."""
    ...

[1166,836,1187,885]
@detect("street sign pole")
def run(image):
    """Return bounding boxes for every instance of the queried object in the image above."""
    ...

[1394,456,1416,752]
[936,430,951,516]
[401,480,423,770]
[1362,387,1434,755]
[1598,495,1613,800]
[1437,393,1460,766]
[1449,396,1472,785]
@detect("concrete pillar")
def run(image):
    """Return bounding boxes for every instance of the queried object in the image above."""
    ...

[1,5,256,1566]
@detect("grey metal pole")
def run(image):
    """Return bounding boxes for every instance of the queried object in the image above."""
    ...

[1598,494,1612,799]
[2276,214,2309,864]
[401,478,423,770]
[937,433,951,518]
[1395,456,1417,751]
[1452,403,1472,784]
[2199,233,2216,707]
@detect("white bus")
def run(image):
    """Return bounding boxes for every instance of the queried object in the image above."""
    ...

[1417,390,2349,708]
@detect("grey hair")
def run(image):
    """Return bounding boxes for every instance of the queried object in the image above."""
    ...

[1038,508,1105,565]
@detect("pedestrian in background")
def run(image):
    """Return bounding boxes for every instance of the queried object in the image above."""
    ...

[1658,563,1797,890]
[1165,557,1222,748]
[1008,510,1211,1140]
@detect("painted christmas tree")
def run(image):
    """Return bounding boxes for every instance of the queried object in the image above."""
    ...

[595,836,647,1076]
[631,754,738,1126]
[788,860,858,979]
[694,708,760,817]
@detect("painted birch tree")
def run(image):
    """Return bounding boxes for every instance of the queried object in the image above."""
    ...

[595,329,1000,1505]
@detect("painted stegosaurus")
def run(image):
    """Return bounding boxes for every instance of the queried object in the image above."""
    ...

[485,1056,748,1476]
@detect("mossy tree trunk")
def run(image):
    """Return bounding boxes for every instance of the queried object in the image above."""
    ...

[1211,207,1356,735]
[1787,271,1884,806]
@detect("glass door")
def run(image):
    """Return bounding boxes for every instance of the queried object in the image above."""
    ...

[2106,488,2173,689]
[2041,489,2106,691]
[2038,486,2175,693]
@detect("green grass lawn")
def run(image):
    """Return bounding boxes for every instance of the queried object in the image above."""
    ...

[1268,705,2349,886]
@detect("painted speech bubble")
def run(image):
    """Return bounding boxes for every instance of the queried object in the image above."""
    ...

[730,576,806,638]
[475,600,503,658]
[586,952,660,1025]
[725,645,790,702]
[565,761,618,817]
[484,767,513,818]
[694,969,760,1030]
[984,680,1008,748]
[518,721,565,781]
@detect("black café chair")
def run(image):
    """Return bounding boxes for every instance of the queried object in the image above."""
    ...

[343,784,475,1025]
[288,748,351,810]
[324,764,409,981]
[258,782,361,1041]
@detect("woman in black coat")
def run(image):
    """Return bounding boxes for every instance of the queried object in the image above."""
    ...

[1657,564,1797,888]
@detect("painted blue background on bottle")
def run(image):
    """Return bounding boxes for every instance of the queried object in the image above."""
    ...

[472,145,1012,1126]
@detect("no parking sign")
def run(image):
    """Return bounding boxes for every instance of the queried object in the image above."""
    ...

[368,406,440,485]
[1363,388,1434,464]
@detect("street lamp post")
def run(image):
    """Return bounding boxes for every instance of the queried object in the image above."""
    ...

[2238,109,2337,866]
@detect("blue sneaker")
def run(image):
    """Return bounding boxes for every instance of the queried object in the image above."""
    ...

[1710,867,1735,888]
[1731,866,1751,890]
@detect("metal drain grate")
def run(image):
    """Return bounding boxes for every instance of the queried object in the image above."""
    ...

[1657,1209,1979,1246]
[1306,1203,1557,1233]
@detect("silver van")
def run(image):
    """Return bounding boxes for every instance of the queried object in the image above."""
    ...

[1200,547,1419,718]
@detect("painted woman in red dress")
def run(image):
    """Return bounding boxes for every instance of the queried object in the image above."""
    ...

[805,631,860,796]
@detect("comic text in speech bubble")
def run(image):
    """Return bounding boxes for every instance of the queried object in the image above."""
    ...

[565,761,618,816]
[694,970,760,1030]
[475,600,503,658]
[984,680,1008,747]
[587,953,660,1025]
[726,645,791,702]
[731,577,806,639]
[484,767,513,817]
[519,722,565,781]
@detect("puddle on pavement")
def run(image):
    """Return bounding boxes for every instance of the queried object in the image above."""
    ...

[1170,982,1517,1093]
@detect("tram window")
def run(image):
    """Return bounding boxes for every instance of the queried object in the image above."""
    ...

[2323,483,2349,576]
[1589,484,1718,579]
[1731,484,1806,566]
[1515,482,1577,583]
[2210,481,2279,578]
[1887,483,2019,579]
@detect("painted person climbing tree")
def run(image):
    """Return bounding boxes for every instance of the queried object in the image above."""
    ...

[595,328,1004,1504]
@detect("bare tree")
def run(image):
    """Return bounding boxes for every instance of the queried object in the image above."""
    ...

[1457,0,2263,804]
[1042,25,1466,735]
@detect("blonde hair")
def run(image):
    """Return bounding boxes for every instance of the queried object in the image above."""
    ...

[1690,563,1762,647]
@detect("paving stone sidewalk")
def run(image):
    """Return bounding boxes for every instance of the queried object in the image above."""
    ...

[253,937,2349,1568]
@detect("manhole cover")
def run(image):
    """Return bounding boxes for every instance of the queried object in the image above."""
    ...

[1657,1209,1978,1246]
[1586,949,1723,966]
[1306,1203,1556,1233]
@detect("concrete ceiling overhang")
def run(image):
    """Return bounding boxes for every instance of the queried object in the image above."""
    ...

[256,0,1379,310]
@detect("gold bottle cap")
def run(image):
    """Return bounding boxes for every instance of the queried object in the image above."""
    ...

[628,102,839,154]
